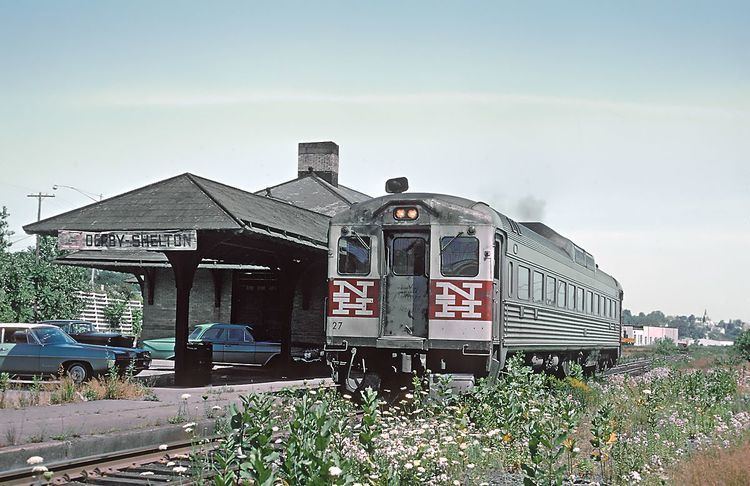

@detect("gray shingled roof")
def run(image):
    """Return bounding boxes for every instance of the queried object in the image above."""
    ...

[24,173,330,248]
[256,173,371,216]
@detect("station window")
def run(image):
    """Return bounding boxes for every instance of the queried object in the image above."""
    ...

[557,281,566,308]
[586,291,593,314]
[567,284,575,310]
[546,276,556,306]
[440,236,478,277]
[518,266,530,300]
[533,271,544,303]
[338,236,371,275]
[576,287,584,312]
[393,237,427,276]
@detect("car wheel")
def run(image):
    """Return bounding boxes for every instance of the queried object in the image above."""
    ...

[66,362,90,384]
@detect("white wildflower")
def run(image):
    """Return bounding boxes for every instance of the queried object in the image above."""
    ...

[308,389,317,395]
[180,393,191,400]
[573,447,581,453]
[404,462,413,470]
[27,456,44,465]
[158,444,168,451]
[184,427,194,434]
[467,463,475,469]
[32,466,48,473]
[643,389,652,395]
[405,393,414,399]
[182,422,196,428]
[272,426,279,432]
[328,465,342,477]
[343,394,352,400]
[173,466,188,474]
[630,471,642,482]
[140,471,155,476]
[211,405,222,411]
[166,461,176,467]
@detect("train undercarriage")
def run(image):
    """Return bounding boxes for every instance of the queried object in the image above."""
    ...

[327,345,619,395]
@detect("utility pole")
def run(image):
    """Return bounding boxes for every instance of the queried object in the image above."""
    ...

[27,192,55,261]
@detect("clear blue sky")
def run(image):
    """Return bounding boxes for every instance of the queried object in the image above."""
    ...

[1,1,748,320]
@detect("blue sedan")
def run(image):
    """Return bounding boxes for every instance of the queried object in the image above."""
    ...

[143,323,280,366]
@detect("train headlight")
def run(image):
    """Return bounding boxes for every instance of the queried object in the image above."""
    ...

[393,207,419,220]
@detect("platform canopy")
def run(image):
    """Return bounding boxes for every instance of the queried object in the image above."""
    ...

[24,172,332,385]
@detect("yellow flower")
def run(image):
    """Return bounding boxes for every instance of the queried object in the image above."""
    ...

[562,438,575,451]
[606,432,617,445]
[502,433,513,443]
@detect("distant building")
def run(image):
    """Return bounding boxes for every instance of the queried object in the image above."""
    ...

[694,338,734,347]
[629,326,678,346]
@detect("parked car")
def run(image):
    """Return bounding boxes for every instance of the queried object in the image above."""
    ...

[143,323,281,366]
[0,323,151,383]
[42,320,136,348]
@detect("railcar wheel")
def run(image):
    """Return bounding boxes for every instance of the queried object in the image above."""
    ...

[66,362,90,384]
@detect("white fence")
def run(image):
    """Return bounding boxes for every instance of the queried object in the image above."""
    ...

[74,291,143,335]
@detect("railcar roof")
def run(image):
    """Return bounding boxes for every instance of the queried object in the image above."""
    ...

[335,191,621,290]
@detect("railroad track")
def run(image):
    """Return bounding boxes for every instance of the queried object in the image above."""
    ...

[601,354,684,377]
[2,439,204,486]
[5,413,364,485]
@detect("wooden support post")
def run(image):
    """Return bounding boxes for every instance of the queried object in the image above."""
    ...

[211,269,223,308]
[165,251,200,387]
[277,259,305,368]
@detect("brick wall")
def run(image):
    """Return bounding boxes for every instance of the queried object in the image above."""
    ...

[290,259,326,346]
[141,268,232,340]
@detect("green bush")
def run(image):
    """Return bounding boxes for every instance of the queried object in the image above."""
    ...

[734,329,750,360]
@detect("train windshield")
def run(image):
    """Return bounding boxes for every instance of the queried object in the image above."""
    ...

[392,237,426,276]
[440,236,479,277]
[338,236,371,275]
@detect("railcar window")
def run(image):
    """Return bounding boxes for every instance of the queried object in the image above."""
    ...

[338,236,371,275]
[586,291,593,314]
[576,287,584,312]
[518,266,530,300]
[546,276,556,305]
[508,262,513,296]
[393,237,427,276]
[440,236,478,277]
[613,301,618,319]
[557,281,566,308]
[493,241,500,280]
[568,284,575,309]
[533,271,544,303]
[594,294,600,315]
[605,299,610,318]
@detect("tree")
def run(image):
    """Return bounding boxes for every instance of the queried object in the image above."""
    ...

[0,234,88,322]
[0,206,13,252]
[734,330,750,361]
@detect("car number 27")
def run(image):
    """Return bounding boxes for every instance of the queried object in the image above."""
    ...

[331,321,343,330]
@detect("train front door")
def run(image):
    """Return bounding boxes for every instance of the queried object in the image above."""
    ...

[383,233,429,338]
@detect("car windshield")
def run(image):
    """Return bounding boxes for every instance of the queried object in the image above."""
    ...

[32,327,77,345]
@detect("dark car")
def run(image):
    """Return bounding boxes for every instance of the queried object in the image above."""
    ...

[42,320,136,348]
[0,323,150,383]
[143,323,281,365]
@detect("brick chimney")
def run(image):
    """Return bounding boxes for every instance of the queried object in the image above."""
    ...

[298,141,339,187]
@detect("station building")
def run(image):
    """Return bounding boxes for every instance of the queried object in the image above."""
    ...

[25,142,370,355]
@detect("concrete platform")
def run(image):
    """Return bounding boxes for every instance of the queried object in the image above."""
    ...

[0,368,333,475]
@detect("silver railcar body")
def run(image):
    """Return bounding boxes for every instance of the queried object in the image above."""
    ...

[325,193,622,389]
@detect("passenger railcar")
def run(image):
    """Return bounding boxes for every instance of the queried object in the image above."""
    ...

[325,181,623,392]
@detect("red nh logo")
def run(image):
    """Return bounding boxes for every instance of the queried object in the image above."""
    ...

[327,279,380,318]
[429,280,492,321]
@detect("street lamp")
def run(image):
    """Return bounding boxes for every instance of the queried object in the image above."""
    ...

[53,184,104,287]
[52,184,102,202]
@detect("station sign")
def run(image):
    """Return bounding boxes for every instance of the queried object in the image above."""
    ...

[58,230,198,251]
